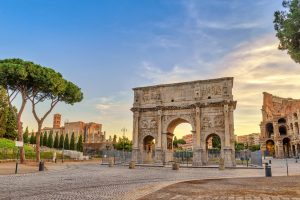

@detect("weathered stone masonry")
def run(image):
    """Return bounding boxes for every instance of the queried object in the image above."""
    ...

[260,92,300,158]
[131,77,237,167]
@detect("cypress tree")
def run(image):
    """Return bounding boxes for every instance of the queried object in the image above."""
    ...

[23,127,29,143]
[47,131,53,148]
[77,135,83,152]
[43,132,48,147]
[4,107,17,140]
[33,135,36,144]
[70,132,75,150]
[54,132,59,149]
[59,134,64,149]
[0,86,8,138]
[30,133,35,144]
[64,133,69,150]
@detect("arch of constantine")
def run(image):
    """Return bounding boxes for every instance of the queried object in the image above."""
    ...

[131,77,237,167]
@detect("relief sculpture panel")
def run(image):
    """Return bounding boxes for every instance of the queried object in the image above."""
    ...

[132,77,236,167]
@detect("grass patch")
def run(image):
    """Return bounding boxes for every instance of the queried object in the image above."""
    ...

[0,138,69,160]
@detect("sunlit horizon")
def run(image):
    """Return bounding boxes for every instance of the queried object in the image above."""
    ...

[1,1,300,138]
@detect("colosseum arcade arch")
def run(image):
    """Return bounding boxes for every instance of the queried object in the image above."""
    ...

[131,78,237,167]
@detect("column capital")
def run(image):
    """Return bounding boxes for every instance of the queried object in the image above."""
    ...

[157,109,162,116]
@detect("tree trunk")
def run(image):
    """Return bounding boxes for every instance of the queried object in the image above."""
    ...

[18,96,27,164]
[36,122,42,162]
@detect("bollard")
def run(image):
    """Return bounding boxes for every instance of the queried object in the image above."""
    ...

[39,161,45,171]
[129,161,136,169]
[265,163,272,177]
[172,162,180,170]
[108,157,114,167]
[15,162,18,174]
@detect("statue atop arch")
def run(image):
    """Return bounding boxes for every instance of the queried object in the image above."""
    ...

[131,77,237,167]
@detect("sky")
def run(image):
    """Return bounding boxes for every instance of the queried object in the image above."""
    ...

[1,0,300,139]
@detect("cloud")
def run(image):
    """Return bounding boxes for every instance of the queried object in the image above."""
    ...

[138,34,300,135]
[93,92,133,136]
[182,0,263,31]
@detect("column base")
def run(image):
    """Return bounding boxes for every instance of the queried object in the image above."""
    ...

[223,148,236,167]
[193,148,204,166]
[155,149,163,164]
[131,148,139,163]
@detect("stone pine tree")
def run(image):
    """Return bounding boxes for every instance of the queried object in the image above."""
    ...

[23,61,83,162]
[47,131,53,148]
[54,132,59,149]
[23,127,29,144]
[64,134,70,150]
[43,132,48,147]
[40,132,43,146]
[0,59,36,163]
[77,135,83,152]
[274,0,300,63]
[70,132,75,150]
[59,134,64,149]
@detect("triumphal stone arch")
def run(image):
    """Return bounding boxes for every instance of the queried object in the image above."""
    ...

[131,77,237,167]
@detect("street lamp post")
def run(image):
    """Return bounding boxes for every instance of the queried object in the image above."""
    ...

[62,135,65,163]
[121,128,127,164]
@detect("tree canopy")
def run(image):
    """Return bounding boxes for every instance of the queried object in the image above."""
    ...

[114,136,132,151]
[0,58,83,162]
[274,0,300,63]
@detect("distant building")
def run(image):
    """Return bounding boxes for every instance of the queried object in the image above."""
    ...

[178,134,193,151]
[42,114,106,147]
[237,135,248,145]
[237,133,260,146]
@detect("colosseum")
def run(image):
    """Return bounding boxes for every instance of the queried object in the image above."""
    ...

[260,92,300,158]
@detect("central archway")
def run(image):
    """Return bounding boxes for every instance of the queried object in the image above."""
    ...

[165,118,193,163]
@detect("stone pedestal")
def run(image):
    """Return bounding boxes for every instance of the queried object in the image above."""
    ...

[193,148,203,166]
[131,148,139,163]
[155,149,163,164]
[223,148,235,167]
[219,158,225,170]
[108,157,114,167]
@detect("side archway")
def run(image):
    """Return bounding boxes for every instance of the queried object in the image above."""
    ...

[203,133,222,165]
[142,135,155,164]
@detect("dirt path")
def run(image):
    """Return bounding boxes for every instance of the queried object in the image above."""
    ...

[0,159,100,175]
[139,176,300,199]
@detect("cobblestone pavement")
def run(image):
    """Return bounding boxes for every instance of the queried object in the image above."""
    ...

[139,176,300,200]
[0,159,299,200]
